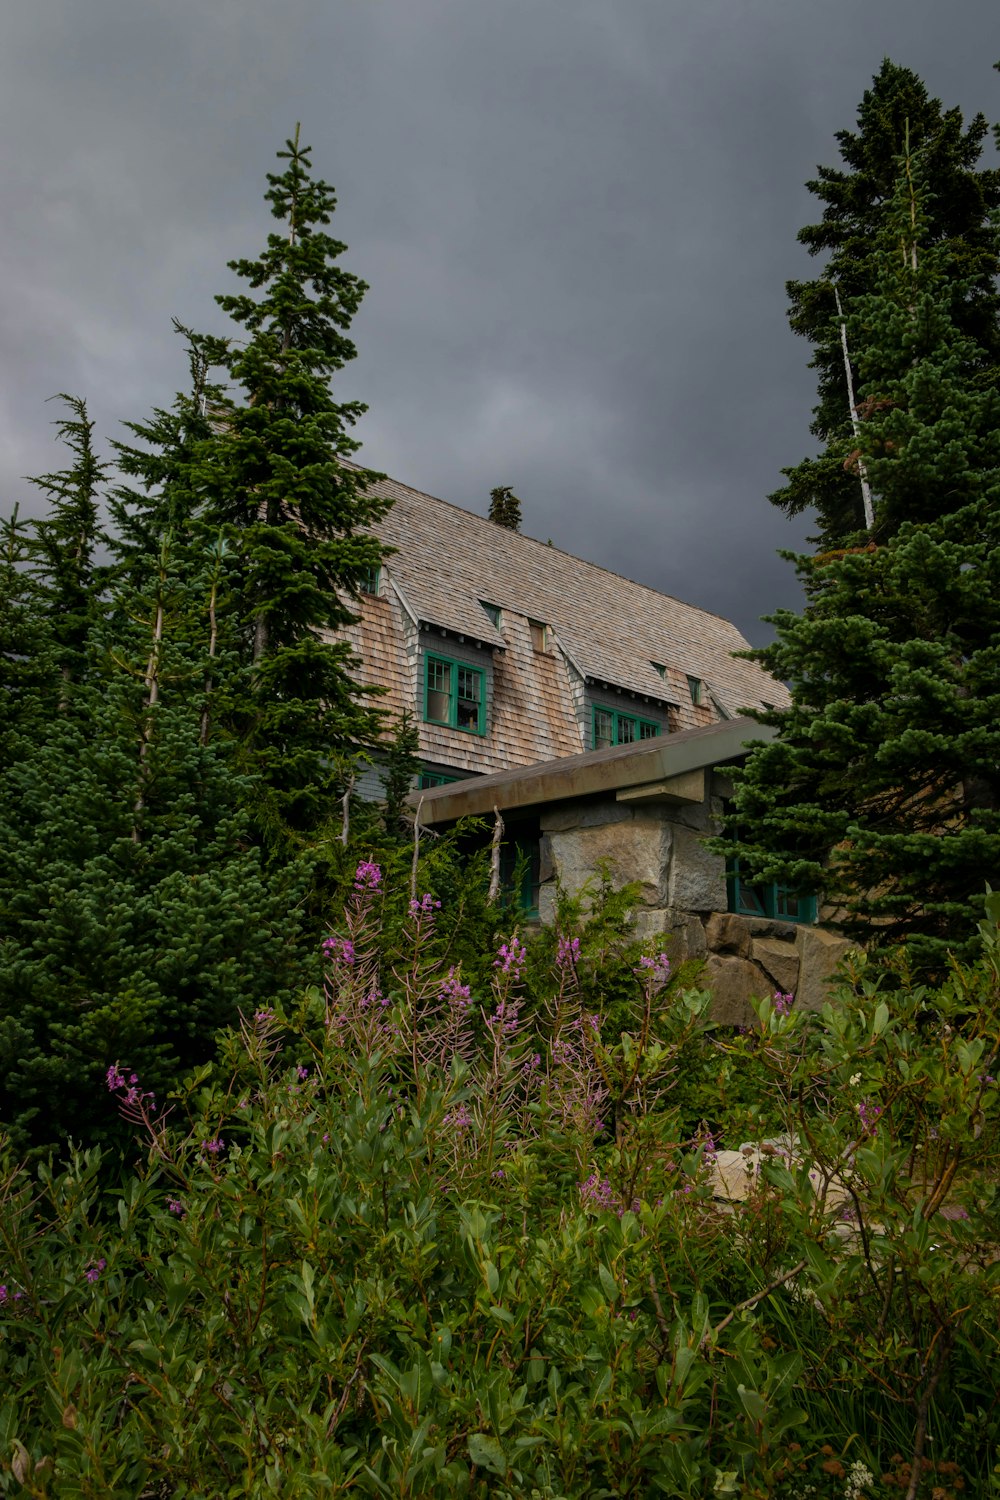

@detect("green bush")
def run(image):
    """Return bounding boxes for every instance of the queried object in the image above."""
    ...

[1,867,998,1497]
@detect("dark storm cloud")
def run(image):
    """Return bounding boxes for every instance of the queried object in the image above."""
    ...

[2,0,997,641]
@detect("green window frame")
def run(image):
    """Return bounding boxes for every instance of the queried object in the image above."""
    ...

[726,858,817,924]
[358,563,380,595]
[500,840,540,920]
[592,705,661,750]
[423,653,487,735]
[418,769,463,789]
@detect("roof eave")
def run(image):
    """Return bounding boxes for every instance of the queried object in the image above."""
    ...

[409,716,776,824]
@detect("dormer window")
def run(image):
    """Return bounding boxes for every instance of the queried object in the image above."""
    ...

[480,601,502,630]
[424,653,486,735]
[359,564,380,596]
[687,675,703,705]
[593,706,660,749]
[529,620,548,652]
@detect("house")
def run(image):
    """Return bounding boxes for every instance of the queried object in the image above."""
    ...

[328,468,850,1018]
[334,467,789,791]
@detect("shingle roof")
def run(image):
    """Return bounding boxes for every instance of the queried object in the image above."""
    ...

[348,466,788,723]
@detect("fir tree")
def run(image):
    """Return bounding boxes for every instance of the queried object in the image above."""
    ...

[773,60,1000,549]
[0,517,317,1156]
[29,396,110,708]
[729,152,1000,971]
[488,484,522,531]
[109,323,230,585]
[199,126,390,843]
[0,507,47,762]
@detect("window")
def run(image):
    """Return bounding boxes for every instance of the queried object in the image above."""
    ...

[687,675,703,706]
[418,769,462,789]
[592,705,661,750]
[358,564,380,595]
[480,601,502,630]
[423,653,486,735]
[726,859,817,924]
[500,838,540,919]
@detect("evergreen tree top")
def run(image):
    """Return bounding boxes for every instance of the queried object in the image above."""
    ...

[772,59,1000,550]
[217,124,366,377]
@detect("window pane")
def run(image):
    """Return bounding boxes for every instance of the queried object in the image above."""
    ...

[639,720,659,740]
[617,714,637,744]
[735,881,768,917]
[426,658,452,723]
[594,709,613,749]
[456,666,482,732]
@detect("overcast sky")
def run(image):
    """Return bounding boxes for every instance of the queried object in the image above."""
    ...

[2,1,997,643]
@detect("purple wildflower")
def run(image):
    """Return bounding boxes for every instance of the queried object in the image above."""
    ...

[495,937,527,979]
[353,860,382,893]
[408,892,441,919]
[322,936,355,966]
[167,1198,184,1217]
[772,992,794,1016]
[84,1258,106,1284]
[201,1137,225,1156]
[296,1065,309,1081]
[556,934,580,970]
[443,1102,473,1132]
[579,1173,619,1212]
[488,997,521,1036]
[856,1099,881,1135]
[638,952,672,988]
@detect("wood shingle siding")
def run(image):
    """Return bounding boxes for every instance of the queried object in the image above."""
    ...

[329,466,788,779]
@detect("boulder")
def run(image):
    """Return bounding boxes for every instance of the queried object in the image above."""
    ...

[703,954,772,1026]
[795,926,856,1012]
[633,908,707,959]
[703,911,751,957]
[750,936,800,995]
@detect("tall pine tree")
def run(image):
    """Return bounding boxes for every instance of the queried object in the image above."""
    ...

[772,60,1000,549]
[729,149,1000,971]
[198,127,390,845]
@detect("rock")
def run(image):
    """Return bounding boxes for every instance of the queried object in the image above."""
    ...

[711,1150,759,1203]
[537,834,555,885]
[668,826,728,912]
[702,954,771,1026]
[745,916,798,943]
[704,911,751,957]
[541,801,633,833]
[537,883,558,925]
[633,908,707,959]
[751,936,800,995]
[547,816,672,907]
[795,926,856,1012]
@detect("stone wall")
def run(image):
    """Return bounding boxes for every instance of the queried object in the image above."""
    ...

[536,780,852,1025]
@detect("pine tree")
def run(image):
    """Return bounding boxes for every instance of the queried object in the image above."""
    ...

[198,127,390,843]
[772,60,1000,549]
[729,151,1000,972]
[488,485,522,531]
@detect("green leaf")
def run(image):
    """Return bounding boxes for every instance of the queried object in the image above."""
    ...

[467,1433,507,1476]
